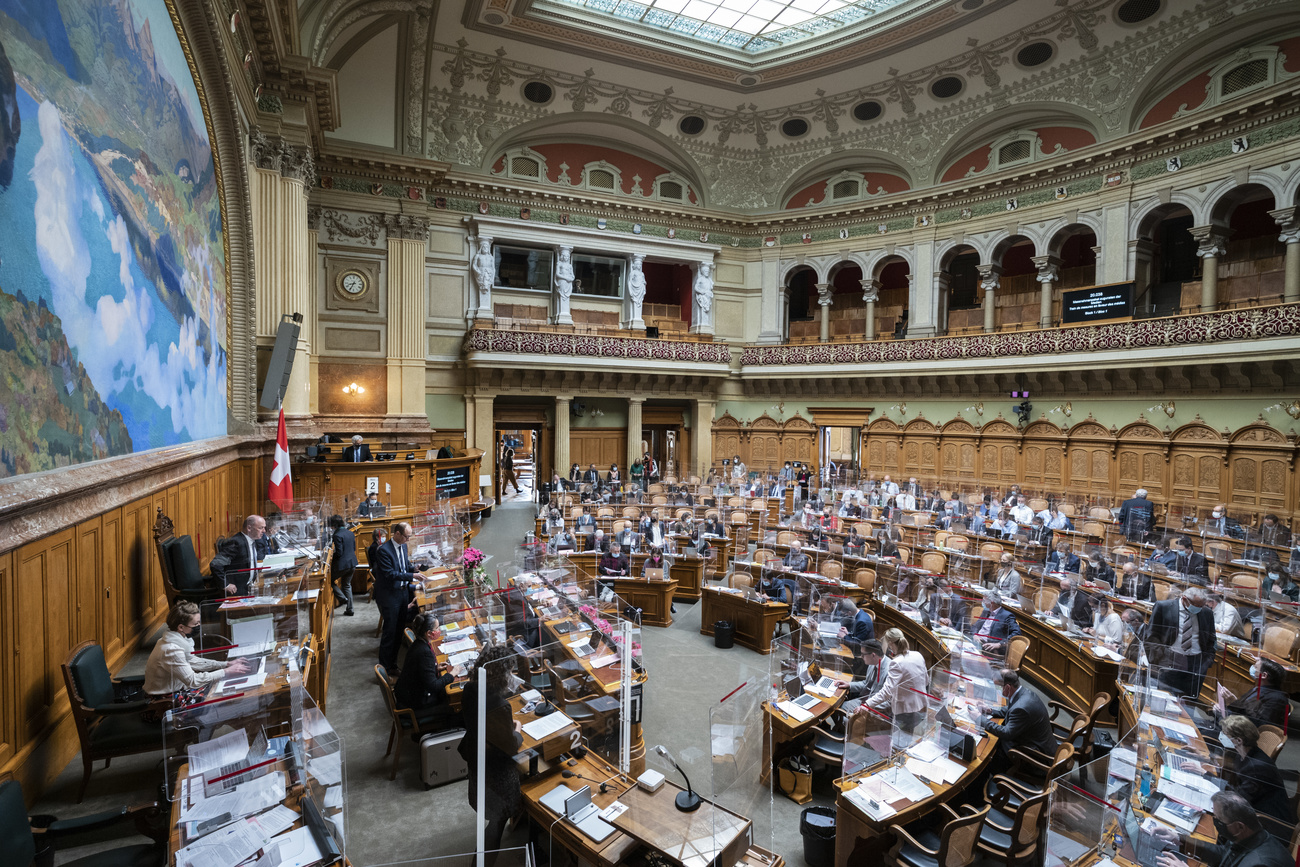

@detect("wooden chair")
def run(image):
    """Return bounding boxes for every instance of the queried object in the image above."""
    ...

[622,506,641,519]
[1257,724,1287,761]
[1081,521,1107,538]
[1027,498,1049,512]
[1089,507,1112,520]
[1205,541,1234,564]
[947,535,970,552]
[152,508,223,609]
[676,508,692,522]
[1061,503,1077,516]
[729,512,749,529]
[753,549,779,566]
[776,530,799,546]
[730,572,754,590]
[1263,626,1298,660]
[1045,700,1099,769]
[727,496,744,508]
[819,560,844,581]
[612,519,631,536]
[985,741,1077,806]
[806,721,848,774]
[1004,635,1031,670]
[376,664,440,780]
[885,804,990,867]
[596,506,615,522]
[1152,580,1173,601]
[978,786,1050,867]
[979,542,1005,559]
[647,484,665,494]
[853,522,872,536]
[652,495,668,505]
[1111,545,1138,564]
[1033,587,1058,612]
[854,568,876,594]
[1230,572,1262,593]
[934,530,952,549]
[688,475,701,485]
[921,552,948,574]
[569,505,584,519]
[61,641,177,801]
[895,545,911,564]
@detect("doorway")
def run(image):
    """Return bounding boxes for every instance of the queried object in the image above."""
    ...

[493,403,552,505]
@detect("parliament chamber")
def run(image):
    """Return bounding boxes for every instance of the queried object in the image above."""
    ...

[4,1,1300,866]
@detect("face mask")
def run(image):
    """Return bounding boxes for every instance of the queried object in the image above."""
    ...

[1212,511,1222,519]
[1211,817,1231,839]
[1250,664,1260,679]
[1219,731,1236,750]
[1185,604,1203,616]
[1268,572,1281,583]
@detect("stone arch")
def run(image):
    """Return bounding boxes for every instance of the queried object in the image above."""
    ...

[935,239,982,271]
[861,247,916,279]
[781,260,822,284]
[990,232,1037,265]
[777,149,916,206]
[928,102,1105,186]
[307,0,425,67]
[1131,195,1203,241]
[1207,179,1280,225]
[1045,217,1105,259]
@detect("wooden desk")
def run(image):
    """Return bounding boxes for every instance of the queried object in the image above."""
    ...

[700,588,789,654]
[1015,611,1121,721]
[761,682,847,786]
[520,754,641,867]
[613,779,754,867]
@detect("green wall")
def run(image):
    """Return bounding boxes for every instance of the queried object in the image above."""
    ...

[426,393,467,428]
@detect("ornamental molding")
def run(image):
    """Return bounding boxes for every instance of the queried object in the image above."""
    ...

[464,328,733,366]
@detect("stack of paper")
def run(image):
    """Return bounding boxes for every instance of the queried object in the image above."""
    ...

[440,636,478,654]
[845,782,898,820]
[522,711,575,740]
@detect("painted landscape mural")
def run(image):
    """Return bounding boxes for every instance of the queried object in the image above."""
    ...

[0,0,226,478]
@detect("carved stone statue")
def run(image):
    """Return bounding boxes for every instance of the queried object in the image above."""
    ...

[693,261,714,316]
[472,237,495,300]
[555,246,574,300]
[628,254,646,305]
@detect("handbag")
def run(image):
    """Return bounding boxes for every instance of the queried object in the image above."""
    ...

[777,755,813,804]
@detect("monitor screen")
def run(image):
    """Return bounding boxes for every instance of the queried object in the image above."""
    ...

[435,466,471,499]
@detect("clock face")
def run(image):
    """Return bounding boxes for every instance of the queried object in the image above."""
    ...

[340,271,366,296]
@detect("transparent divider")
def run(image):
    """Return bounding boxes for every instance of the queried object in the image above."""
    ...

[709,681,771,859]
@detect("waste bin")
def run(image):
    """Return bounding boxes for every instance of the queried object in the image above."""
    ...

[713,620,735,649]
[800,806,836,867]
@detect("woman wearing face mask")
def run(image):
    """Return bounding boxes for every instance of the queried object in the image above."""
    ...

[1216,658,1290,729]
[1216,715,1291,823]
[859,628,929,735]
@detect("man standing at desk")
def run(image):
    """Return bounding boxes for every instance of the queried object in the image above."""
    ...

[373,521,421,673]
[781,539,810,573]
[343,434,372,462]
[1117,487,1154,541]
[976,669,1056,760]
[211,514,266,595]
[1148,586,1216,698]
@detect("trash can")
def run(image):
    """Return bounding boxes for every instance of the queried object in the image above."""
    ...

[800,805,836,867]
[713,620,735,649]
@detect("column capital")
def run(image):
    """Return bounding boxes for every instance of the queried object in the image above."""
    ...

[815,282,834,306]
[384,214,430,241]
[555,395,573,403]
[1269,207,1300,244]
[249,126,316,188]
[1031,255,1061,284]
[976,262,1002,290]
[627,397,645,405]
[1189,225,1229,258]
[860,279,881,303]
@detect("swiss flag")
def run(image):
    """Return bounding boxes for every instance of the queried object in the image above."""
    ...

[268,408,294,511]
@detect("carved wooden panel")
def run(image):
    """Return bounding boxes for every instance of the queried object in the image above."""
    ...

[868,441,884,469]
[942,444,958,473]
[921,442,936,470]
[1002,446,1019,482]
[884,440,899,469]
[961,444,976,471]
[0,549,12,768]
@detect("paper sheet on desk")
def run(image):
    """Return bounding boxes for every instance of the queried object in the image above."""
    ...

[174,817,269,867]
[306,752,342,786]
[291,589,319,601]
[248,805,298,839]
[775,700,814,723]
[906,755,965,785]
[264,825,323,867]
[907,741,946,763]
[228,642,277,659]
[590,653,620,669]
[1159,779,1214,811]
[1139,712,1197,738]
[448,650,478,668]
[522,711,575,740]
[1165,765,1220,795]
[214,672,268,694]
[877,767,933,802]
[440,637,478,654]
[181,772,287,824]
[844,782,898,820]
[188,730,250,777]
[1091,645,1124,661]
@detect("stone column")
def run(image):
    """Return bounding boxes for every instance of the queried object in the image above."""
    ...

[1032,255,1061,328]
[249,128,315,419]
[977,263,1001,333]
[690,259,715,336]
[470,394,495,498]
[756,254,783,344]
[1190,226,1229,312]
[933,272,949,335]
[861,279,880,340]
[554,396,571,478]
[553,244,574,325]
[627,253,647,330]
[386,215,430,417]
[627,397,644,476]
[1129,238,1155,305]
[779,285,791,341]
[1269,207,1300,303]
[693,398,716,482]
[816,282,833,342]
[306,208,322,414]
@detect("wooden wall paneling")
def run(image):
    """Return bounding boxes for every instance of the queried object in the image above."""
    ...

[1168,422,1228,508]
[1227,424,1292,512]
[15,528,75,742]
[99,509,124,663]
[569,429,628,470]
[0,550,14,768]
[1021,420,1067,489]
[938,418,979,486]
[121,497,152,636]
[782,416,816,468]
[863,418,903,477]
[74,517,102,650]
[979,419,1022,486]
[749,414,782,473]
[901,419,938,479]
[711,413,742,472]
[1115,421,1168,501]
[1064,420,1114,493]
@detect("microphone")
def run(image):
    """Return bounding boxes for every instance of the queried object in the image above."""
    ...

[654,745,701,812]
[561,769,624,795]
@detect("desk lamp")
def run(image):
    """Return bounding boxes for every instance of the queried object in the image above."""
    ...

[653,745,701,812]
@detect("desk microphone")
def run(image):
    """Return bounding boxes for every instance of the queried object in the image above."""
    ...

[653,745,701,812]
[561,769,623,795]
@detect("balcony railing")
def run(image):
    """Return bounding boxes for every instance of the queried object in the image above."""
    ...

[465,326,733,364]
[741,302,1300,366]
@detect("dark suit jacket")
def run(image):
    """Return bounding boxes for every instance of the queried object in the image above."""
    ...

[212,533,258,594]
[1055,590,1095,629]
[359,500,386,518]
[394,640,454,710]
[1117,497,1154,532]
[1114,570,1154,601]
[1046,551,1081,573]
[926,593,969,629]
[972,607,1021,642]
[343,443,373,462]
[841,610,875,643]
[1148,598,1217,660]
[703,520,725,536]
[331,527,357,571]
[599,552,629,576]
[583,470,600,484]
[982,687,1057,756]
[371,539,420,604]
[761,577,795,605]
[1174,552,1210,583]
[1226,747,1291,823]
[1229,685,1290,730]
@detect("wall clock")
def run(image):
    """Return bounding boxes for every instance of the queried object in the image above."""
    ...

[337,269,369,299]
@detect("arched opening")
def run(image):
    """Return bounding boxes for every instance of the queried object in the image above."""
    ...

[989,236,1037,331]
[1135,205,1197,316]
[784,267,818,341]
[641,262,693,336]
[820,262,864,341]
[1057,229,1099,288]
[1212,184,1283,308]
[875,258,911,340]
[940,245,980,334]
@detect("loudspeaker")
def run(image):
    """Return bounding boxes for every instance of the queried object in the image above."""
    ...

[259,313,303,411]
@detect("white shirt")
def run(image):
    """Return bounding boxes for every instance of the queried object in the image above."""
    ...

[895,492,916,511]
[1214,602,1244,638]
[1095,612,1124,644]
[1010,504,1034,524]
[881,481,899,496]
[144,630,227,694]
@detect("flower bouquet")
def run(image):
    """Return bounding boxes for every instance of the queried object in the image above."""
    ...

[461,546,491,592]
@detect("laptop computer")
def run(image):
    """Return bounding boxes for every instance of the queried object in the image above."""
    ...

[645,568,664,581]
[561,786,616,842]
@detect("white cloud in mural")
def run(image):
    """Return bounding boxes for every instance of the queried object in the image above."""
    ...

[31,100,226,441]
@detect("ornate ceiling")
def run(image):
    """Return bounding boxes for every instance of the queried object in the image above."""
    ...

[275,0,1298,212]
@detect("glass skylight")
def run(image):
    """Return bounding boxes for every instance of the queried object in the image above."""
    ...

[547,0,900,54]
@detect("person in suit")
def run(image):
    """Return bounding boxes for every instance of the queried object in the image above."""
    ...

[977,669,1057,761]
[781,539,810,573]
[1159,791,1293,867]
[255,516,281,560]
[393,613,457,730]
[1148,586,1217,697]
[970,592,1020,656]
[372,522,422,673]
[1116,488,1155,541]
[925,576,969,630]
[703,514,726,537]
[837,599,875,645]
[569,462,582,484]
[1083,553,1115,587]
[843,527,866,557]
[1055,577,1095,630]
[840,639,890,716]
[1204,503,1244,539]
[613,524,639,553]
[992,553,1022,597]
[1121,609,1148,664]
[359,492,386,518]
[144,601,252,695]
[211,514,266,595]
[1217,659,1289,730]
[643,512,667,548]
[343,434,372,463]
[862,629,929,733]
[1046,541,1080,574]
[574,506,596,536]
[583,463,601,485]
[1173,536,1210,584]
[1025,516,1052,548]
[758,570,796,605]
[329,515,357,615]
[589,529,610,554]
[547,528,576,554]
[1113,562,1154,602]
[599,541,629,576]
